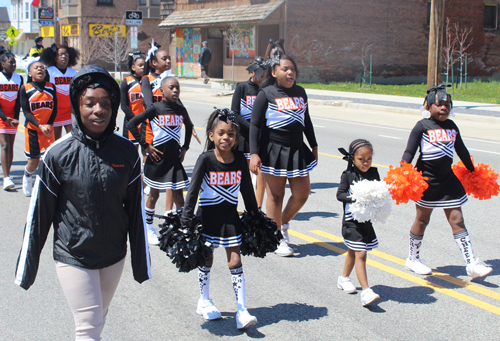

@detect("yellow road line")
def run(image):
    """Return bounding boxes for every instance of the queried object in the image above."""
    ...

[288,229,500,316]
[310,230,500,303]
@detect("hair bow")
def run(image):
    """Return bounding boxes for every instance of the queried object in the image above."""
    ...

[128,51,144,62]
[25,56,40,74]
[50,43,59,53]
[246,56,270,79]
[214,107,237,126]
[146,39,161,62]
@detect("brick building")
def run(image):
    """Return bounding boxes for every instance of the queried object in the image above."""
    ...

[159,0,500,83]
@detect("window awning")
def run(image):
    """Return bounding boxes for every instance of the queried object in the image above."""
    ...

[158,1,284,28]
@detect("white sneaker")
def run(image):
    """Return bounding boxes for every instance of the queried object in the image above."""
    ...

[236,309,258,329]
[275,240,294,257]
[3,177,15,190]
[196,299,222,320]
[406,258,432,275]
[466,260,493,279]
[361,288,380,306]
[144,185,151,195]
[337,276,357,294]
[147,228,159,245]
[22,175,33,197]
[281,223,290,243]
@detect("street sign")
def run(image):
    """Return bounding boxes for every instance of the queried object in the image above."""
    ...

[39,21,54,26]
[89,24,126,38]
[8,40,17,45]
[62,24,79,37]
[5,26,20,40]
[130,26,138,49]
[40,26,54,38]
[38,7,54,20]
[125,11,143,26]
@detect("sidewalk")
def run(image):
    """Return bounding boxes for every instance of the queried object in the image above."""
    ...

[178,78,500,118]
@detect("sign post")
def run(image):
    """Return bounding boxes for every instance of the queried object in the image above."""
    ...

[130,26,138,50]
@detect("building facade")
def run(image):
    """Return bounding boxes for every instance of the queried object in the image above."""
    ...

[159,0,500,83]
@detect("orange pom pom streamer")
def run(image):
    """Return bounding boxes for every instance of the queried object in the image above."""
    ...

[384,161,429,205]
[452,156,500,200]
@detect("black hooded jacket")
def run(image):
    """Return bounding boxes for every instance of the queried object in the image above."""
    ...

[15,65,151,290]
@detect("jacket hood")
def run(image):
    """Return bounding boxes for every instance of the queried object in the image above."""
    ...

[70,65,120,142]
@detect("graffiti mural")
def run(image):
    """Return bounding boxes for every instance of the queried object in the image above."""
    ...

[176,28,201,77]
[228,26,255,59]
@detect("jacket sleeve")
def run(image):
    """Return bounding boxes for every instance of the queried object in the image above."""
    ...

[14,153,60,290]
[249,91,269,154]
[125,153,151,284]
[336,172,354,203]
[402,121,424,164]
[181,153,206,226]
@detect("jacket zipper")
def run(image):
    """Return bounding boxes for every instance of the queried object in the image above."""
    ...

[95,148,106,261]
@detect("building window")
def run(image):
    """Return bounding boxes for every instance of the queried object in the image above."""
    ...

[484,4,498,30]
[426,1,431,28]
[12,4,17,20]
[25,2,29,20]
[151,0,160,5]
[96,0,113,5]
[138,0,146,4]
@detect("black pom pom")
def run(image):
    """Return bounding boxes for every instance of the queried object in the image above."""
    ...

[240,210,282,258]
[158,209,213,272]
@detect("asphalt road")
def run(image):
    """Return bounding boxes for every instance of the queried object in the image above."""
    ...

[2,92,500,340]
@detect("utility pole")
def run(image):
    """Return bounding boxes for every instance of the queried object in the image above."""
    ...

[427,0,445,89]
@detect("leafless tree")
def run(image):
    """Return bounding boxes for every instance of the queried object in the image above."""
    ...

[454,22,473,89]
[99,16,131,78]
[79,19,105,68]
[360,40,373,87]
[226,22,242,82]
[442,17,457,84]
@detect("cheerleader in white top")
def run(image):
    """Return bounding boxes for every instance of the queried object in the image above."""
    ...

[40,43,79,140]
[181,108,259,329]
[0,49,23,190]
[249,54,318,257]
[402,85,492,278]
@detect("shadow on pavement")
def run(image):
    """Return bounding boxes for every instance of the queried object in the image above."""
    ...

[433,263,498,288]
[293,211,338,221]
[288,241,344,258]
[372,284,437,305]
[200,302,328,337]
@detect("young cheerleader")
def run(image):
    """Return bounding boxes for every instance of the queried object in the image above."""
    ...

[402,84,492,278]
[0,49,22,190]
[231,57,268,207]
[249,54,318,257]
[128,77,193,245]
[40,43,80,140]
[265,39,285,60]
[336,139,380,306]
[121,51,146,147]
[20,58,57,197]
[181,108,259,329]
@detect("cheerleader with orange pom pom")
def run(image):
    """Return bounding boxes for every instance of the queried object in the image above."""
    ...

[401,84,492,279]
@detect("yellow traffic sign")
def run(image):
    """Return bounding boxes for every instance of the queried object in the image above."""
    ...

[8,41,17,45]
[6,26,20,40]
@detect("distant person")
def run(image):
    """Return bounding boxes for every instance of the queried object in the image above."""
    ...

[23,36,44,60]
[198,41,212,84]
[265,38,285,60]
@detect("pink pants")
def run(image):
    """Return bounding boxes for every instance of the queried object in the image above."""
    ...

[55,258,125,341]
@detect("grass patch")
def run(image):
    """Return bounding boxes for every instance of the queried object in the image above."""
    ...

[298,80,500,104]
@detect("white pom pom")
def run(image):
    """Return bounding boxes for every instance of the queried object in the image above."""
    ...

[349,180,392,223]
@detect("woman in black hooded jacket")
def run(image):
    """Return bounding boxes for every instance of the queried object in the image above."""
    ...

[14,65,151,340]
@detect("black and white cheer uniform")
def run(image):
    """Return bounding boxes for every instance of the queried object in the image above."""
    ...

[249,83,317,177]
[181,150,258,248]
[127,100,193,190]
[336,166,380,251]
[231,79,259,159]
[402,117,474,209]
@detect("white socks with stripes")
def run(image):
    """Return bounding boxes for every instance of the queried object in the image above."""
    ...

[145,207,155,231]
[198,265,211,301]
[230,266,246,311]
[409,232,423,260]
[454,230,476,266]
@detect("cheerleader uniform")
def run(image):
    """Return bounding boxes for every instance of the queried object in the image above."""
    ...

[249,83,317,177]
[231,79,259,159]
[46,66,76,127]
[0,72,22,134]
[402,117,474,208]
[20,82,57,158]
[120,75,145,144]
[128,100,193,190]
[182,150,258,247]
[337,166,380,251]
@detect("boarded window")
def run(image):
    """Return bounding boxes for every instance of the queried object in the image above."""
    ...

[484,4,498,29]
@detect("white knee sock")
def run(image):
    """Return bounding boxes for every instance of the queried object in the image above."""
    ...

[198,265,211,301]
[409,232,423,260]
[230,266,246,311]
[454,230,476,265]
[145,207,155,231]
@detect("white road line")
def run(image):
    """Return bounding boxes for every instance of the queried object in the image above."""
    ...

[313,125,325,128]
[468,148,500,155]
[313,117,409,132]
[463,137,500,145]
[378,135,403,139]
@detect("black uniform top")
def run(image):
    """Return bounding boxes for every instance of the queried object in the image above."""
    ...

[20,81,58,128]
[127,100,193,151]
[231,78,260,136]
[181,150,258,225]
[249,83,318,154]
[402,117,474,176]
[337,166,380,222]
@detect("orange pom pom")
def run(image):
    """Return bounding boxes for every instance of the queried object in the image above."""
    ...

[384,161,429,205]
[452,156,500,200]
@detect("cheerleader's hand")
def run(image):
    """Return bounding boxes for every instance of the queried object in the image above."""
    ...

[249,154,261,175]
[145,145,163,162]
[192,127,201,144]
[312,146,318,163]
[7,117,19,128]
[39,124,52,137]
[179,147,187,163]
